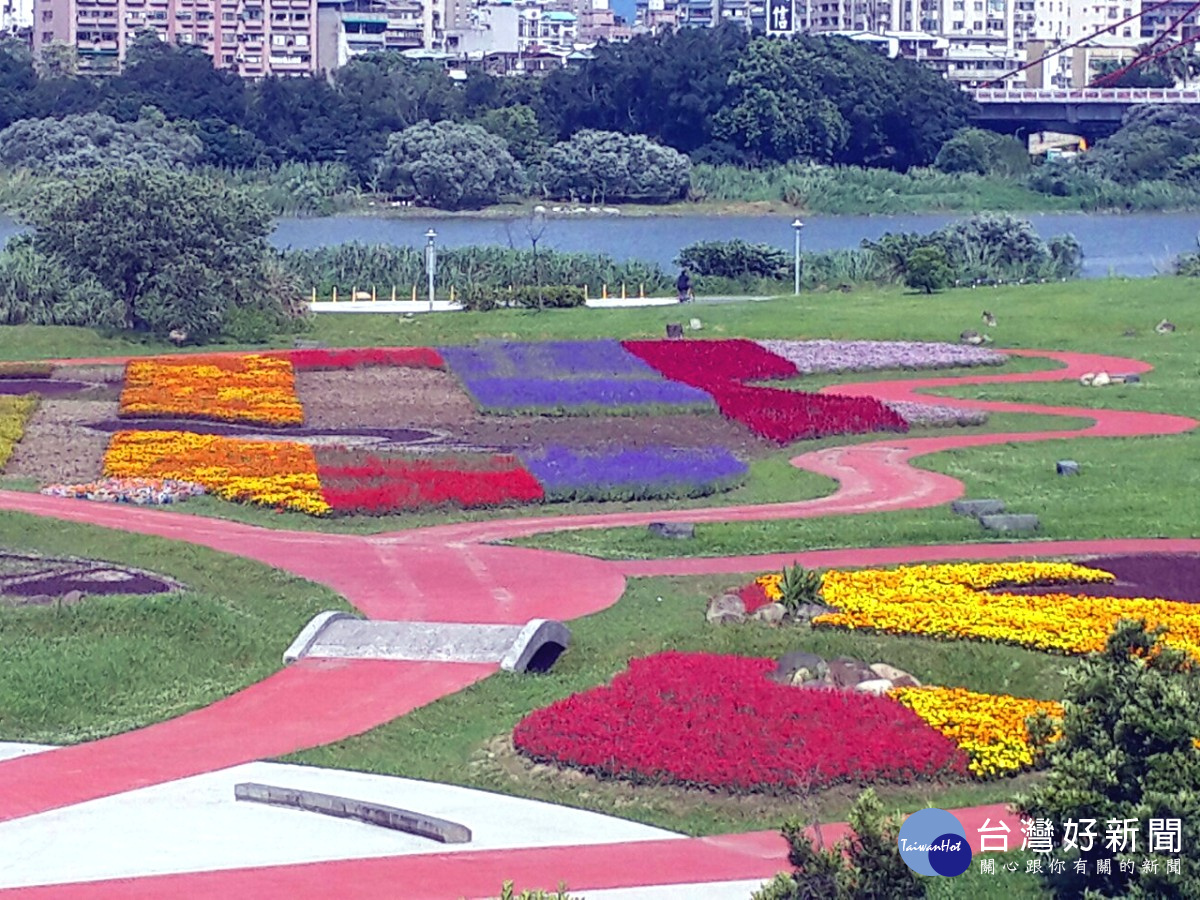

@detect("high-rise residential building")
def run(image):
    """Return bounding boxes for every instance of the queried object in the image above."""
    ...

[32,0,317,75]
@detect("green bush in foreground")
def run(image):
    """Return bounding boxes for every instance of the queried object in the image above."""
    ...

[1017,620,1200,898]
[755,788,925,899]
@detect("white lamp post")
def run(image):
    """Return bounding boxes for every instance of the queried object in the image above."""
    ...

[792,219,805,295]
[424,228,437,311]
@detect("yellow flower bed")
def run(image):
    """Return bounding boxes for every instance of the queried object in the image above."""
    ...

[0,394,38,471]
[104,430,329,515]
[120,355,304,426]
[890,685,1063,777]
[755,573,784,601]
[815,561,1200,659]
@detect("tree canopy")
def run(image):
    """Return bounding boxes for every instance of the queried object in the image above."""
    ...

[18,168,292,340]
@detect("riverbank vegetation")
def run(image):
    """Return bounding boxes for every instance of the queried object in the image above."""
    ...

[4,30,1200,217]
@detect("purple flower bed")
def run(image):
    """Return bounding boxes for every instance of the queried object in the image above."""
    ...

[884,400,988,428]
[756,340,1006,374]
[440,340,715,414]
[465,378,714,414]
[520,445,748,501]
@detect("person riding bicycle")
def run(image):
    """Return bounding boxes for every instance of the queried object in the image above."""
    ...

[676,269,693,303]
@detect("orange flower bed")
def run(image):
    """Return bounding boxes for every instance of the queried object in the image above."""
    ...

[103,430,329,515]
[119,355,304,426]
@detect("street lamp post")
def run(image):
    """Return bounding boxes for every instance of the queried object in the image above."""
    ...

[424,228,437,312]
[792,219,805,295]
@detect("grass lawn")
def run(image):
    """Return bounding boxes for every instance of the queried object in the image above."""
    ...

[0,511,349,743]
[288,575,1070,836]
[2,277,1196,898]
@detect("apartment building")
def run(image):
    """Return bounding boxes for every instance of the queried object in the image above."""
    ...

[32,0,317,75]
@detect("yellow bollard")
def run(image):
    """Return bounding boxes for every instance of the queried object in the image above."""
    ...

[332,286,338,303]
[391,286,397,302]
[583,284,589,301]
[450,286,456,304]
[621,282,626,299]
[639,283,645,299]
[372,286,377,302]
[311,287,317,304]
[411,285,417,302]
[602,283,608,299]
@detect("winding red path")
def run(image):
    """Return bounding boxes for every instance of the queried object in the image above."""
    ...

[0,347,1194,897]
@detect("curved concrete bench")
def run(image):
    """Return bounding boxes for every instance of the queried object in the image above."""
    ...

[234,782,471,843]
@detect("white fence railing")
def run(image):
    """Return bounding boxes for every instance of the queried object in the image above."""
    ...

[972,88,1200,104]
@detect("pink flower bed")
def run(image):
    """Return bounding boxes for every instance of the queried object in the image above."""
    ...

[268,347,445,370]
[621,339,907,444]
[513,652,968,793]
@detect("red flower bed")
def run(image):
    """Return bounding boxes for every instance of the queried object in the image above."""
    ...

[317,449,543,515]
[621,340,906,444]
[513,652,968,793]
[269,347,444,371]
[736,580,773,614]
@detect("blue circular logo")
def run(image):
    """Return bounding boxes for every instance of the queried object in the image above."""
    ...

[897,808,972,877]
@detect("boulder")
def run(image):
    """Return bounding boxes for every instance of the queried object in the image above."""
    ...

[665,323,684,340]
[774,651,827,683]
[950,498,1005,518]
[1056,460,1080,476]
[1079,372,1095,386]
[1092,371,1112,387]
[979,513,1040,534]
[797,678,831,689]
[790,668,818,686]
[869,663,920,685]
[60,589,85,606]
[647,522,694,540]
[789,603,831,621]
[706,594,746,625]
[854,678,894,695]
[892,675,922,688]
[828,656,875,688]
[752,603,786,626]
[1115,373,1141,384]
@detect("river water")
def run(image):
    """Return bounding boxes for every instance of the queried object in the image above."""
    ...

[3,210,1199,278]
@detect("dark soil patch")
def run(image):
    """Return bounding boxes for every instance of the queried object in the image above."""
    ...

[0,549,183,606]
[0,380,88,397]
[4,399,116,485]
[999,554,1200,603]
[298,368,476,429]
[456,413,769,457]
[87,418,440,444]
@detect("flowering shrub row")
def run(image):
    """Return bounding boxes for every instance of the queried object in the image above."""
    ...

[267,347,445,371]
[621,339,907,444]
[119,355,304,426]
[519,445,747,502]
[0,393,37,470]
[816,561,1200,659]
[41,477,206,505]
[0,362,54,378]
[103,430,329,515]
[513,652,968,794]
[883,400,988,428]
[439,340,714,414]
[889,685,1063,777]
[757,339,1006,374]
[316,448,544,515]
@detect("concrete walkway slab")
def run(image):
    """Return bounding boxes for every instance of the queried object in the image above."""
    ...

[0,761,681,890]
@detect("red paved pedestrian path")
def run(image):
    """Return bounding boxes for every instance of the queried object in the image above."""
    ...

[0,347,1194,896]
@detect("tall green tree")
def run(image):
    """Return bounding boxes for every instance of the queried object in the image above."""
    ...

[22,168,281,338]
[375,120,522,210]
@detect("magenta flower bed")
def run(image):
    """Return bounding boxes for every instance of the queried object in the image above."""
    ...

[622,339,907,444]
[513,652,968,794]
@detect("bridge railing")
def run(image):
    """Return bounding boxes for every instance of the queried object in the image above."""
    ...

[972,87,1200,103]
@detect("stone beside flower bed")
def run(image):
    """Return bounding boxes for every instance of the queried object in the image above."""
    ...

[41,477,206,506]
